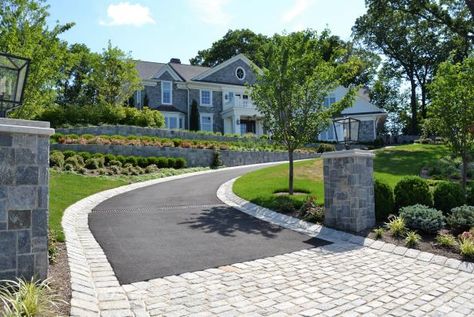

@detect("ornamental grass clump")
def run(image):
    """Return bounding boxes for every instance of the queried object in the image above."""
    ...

[372,227,385,240]
[435,231,457,248]
[385,216,406,238]
[399,204,445,233]
[405,231,422,248]
[459,233,474,259]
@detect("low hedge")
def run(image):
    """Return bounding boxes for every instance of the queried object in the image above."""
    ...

[433,182,465,214]
[50,150,187,170]
[394,176,432,210]
[374,179,394,222]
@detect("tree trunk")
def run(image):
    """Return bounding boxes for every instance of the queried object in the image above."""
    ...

[288,150,294,195]
[462,154,468,192]
[409,78,418,135]
[420,85,427,119]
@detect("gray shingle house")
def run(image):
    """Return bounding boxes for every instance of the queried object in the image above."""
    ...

[133,54,386,141]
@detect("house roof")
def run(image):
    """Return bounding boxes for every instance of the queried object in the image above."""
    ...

[169,63,210,81]
[135,60,166,80]
[156,105,186,113]
[135,60,210,82]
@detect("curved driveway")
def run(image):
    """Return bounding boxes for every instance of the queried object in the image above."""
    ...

[89,165,329,284]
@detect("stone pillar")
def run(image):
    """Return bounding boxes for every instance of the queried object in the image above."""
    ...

[322,149,375,232]
[0,118,54,280]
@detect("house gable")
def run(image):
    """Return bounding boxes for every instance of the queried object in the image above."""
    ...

[153,64,183,82]
[193,54,259,86]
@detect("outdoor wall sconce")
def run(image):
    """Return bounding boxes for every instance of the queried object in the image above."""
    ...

[0,52,30,117]
[333,116,360,150]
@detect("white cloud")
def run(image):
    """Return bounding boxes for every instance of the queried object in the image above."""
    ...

[100,2,156,27]
[282,0,313,23]
[189,0,231,26]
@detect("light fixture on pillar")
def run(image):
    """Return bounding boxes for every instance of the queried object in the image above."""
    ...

[333,116,360,150]
[0,52,30,117]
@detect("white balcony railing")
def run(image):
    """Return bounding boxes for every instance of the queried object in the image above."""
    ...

[223,98,256,111]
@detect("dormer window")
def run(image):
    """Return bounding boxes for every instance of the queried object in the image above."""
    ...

[235,67,246,80]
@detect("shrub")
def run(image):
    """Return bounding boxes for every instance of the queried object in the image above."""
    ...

[145,164,159,174]
[108,165,121,175]
[77,151,92,161]
[272,196,296,214]
[211,151,223,169]
[48,230,59,264]
[447,205,474,233]
[175,158,187,169]
[62,150,76,159]
[373,227,385,240]
[399,204,445,233]
[433,182,465,214]
[385,216,406,237]
[374,179,394,222]
[167,158,176,169]
[64,163,74,172]
[316,143,335,153]
[459,237,474,259]
[64,155,84,169]
[405,231,422,247]
[157,157,169,168]
[108,160,122,167]
[115,155,126,164]
[85,158,104,170]
[435,232,457,248]
[49,151,64,168]
[104,154,116,165]
[137,157,149,168]
[147,157,160,166]
[124,156,139,166]
[394,177,432,209]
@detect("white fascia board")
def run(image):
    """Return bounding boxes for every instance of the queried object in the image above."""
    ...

[153,64,183,81]
[192,53,262,81]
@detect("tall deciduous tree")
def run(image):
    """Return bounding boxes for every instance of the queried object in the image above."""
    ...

[427,56,474,190]
[0,0,73,118]
[251,30,357,195]
[190,29,269,67]
[353,0,456,134]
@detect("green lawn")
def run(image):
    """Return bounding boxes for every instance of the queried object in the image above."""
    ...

[49,171,127,241]
[233,144,450,209]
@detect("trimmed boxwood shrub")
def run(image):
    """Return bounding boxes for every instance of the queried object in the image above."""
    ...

[62,150,76,160]
[77,151,92,161]
[316,143,335,153]
[115,155,126,165]
[433,182,465,214]
[394,176,432,210]
[399,204,446,233]
[85,158,101,170]
[175,158,186,169]
[137,157,149,168]
[104,154,116,165]
[447,205,474,233]
[125,156,139,166]
[374,179,394,222]
[157,157,168,168]
[64,155,84,169]
[167,158,176,169]
[49,151,65,168]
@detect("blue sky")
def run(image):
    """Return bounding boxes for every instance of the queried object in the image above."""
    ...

[46,0,367,64]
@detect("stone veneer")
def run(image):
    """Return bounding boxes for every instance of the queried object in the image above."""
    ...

[0,118,54,280]
[322,149,376,232]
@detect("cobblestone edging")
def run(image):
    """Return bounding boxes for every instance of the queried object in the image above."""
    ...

[217,178,474,275]
[62,163,283,317]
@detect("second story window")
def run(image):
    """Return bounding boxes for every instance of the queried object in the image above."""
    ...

[200,90,212,106]
[324,94,336,107]
[161,81,172,105]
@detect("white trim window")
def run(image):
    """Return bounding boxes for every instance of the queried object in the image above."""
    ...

[161,81,172,105]
[200,89,212,106]
[162,112,185,130]
[235,66,246,81]
[200,113,213,132]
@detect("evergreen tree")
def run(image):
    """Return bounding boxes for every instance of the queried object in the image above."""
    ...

[190,99,200,131]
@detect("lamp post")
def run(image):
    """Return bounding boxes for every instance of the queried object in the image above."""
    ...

[0,52,30,117]
[333,116,360,150]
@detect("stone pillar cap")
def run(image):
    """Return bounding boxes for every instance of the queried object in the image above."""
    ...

[0,118,54,136]
[321,149,375,159]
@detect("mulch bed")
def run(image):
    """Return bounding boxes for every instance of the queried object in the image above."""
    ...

[48,242,71,316]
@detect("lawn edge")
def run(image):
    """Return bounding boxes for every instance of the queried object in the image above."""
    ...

[219,178,474,275]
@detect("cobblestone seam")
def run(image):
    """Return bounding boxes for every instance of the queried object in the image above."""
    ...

[217,178,474,275]
[62,162,283,317]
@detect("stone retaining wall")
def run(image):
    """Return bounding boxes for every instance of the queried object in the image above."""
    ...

[56,125,262,142]
[51,144,320,167]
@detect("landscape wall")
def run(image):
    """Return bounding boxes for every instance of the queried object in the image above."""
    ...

[51,144,320,167]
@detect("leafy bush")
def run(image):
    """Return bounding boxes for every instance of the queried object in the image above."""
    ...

[372,227,385,240]
[459,237,474,259]
[124,156,139,166]
[104,154,116,165]
[399,204,445,233]
[115,155,126,164]
[137,157,149,168]
[62,150,76,160]
[84,158,104,170]
[272,196,297,214]
[211,151,223,169]
[385,216,406,237]
[145,164,159,174]
[167,158,176,169]
[49,151,64,168]
[447,205,474,233]
[316,143,335,153]
[405,231,422,247]
[157,157,169,168]
[374,179,394,222]
[435,231,457,248]
[433,182,465,214]
[175,158,187,169]
[394,176,432,209]
[64,155,84,169]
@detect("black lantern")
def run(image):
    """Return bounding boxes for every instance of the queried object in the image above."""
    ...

[0,52,30,117]
[333,116,360,150]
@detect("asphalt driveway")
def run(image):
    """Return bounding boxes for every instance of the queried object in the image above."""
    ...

[89,166,330,284]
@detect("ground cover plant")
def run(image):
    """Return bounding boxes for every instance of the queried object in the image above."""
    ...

[51,133,332,153]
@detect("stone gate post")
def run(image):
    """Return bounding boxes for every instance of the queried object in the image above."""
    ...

[322,149,375,232]
[0,118,54,280]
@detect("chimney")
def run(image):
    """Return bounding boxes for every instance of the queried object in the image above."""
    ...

[169,58,181,64]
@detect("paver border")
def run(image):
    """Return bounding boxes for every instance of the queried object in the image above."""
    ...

[62,161,288,317]
[217,178,474,275]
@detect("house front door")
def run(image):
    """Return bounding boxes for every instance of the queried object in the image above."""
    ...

[240,119,256,134]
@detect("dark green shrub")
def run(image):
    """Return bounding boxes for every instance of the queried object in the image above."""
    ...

[64,155,84,169]
[104,154,116,165]
[92,153,104,159]
[174,158,186,169]
[115,155,126,164]
[433,182,465,214]
[147,157,160,166]
[272,196,296,214]
[167,158,176,168]
[62,150,76,159]
[157,157,169,168]
[316,143,335,153]
[77,151,92,161]
[399,204,445,233]
[49,151,65,168]
[85,158,101,170]
[145,164,159,174]
[467,186,474,206]
[125,156,139,166]
[394,177,432,209]
[374,179,394,222]
[108,160,122,167]
[447,205,474,233]
[211,151,223,169]
[137,157,149,168]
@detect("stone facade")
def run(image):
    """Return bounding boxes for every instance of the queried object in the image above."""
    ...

[322,150,375,232]
[358,120,375,142]
[0,118,54,280]
[51,143,320,168]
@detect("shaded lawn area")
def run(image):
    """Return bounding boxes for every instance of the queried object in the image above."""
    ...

[49,171,127,241]
[233,144,450,209]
